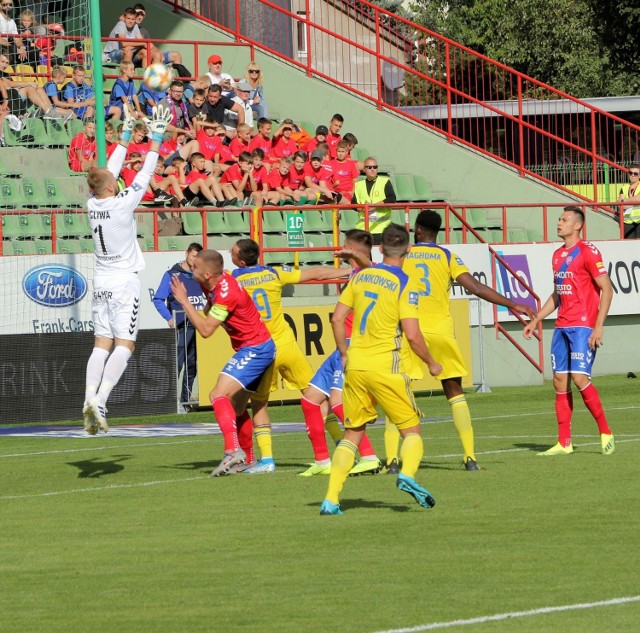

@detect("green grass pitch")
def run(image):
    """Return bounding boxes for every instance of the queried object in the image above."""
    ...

[2,375,639,632]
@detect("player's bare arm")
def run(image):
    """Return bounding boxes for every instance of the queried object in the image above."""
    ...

[171,277,221,338]
[457,271,536,320]
[333,247,371,269]
[589,274,613,350]
[523,290,559,339]
[299,266,350,282]
[330,301,351,365]
[402,317,442,377]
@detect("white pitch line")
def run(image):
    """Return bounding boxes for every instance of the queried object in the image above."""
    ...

[369,595,640,633]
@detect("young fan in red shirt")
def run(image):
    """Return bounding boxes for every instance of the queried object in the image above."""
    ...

[290,151,318,203]
[179,152,228,207]
[301,124,328,155]
[126,123,151,158]
[220,151,259,205]
[251,149,269,200]
[270,122,297,160]
[324,140,359,202]
[249,117,274,161]
[229,123,252,160]
[326,113,344,159]
[68,120,97,172]
[264,156,295,204]
[304,148,338,203]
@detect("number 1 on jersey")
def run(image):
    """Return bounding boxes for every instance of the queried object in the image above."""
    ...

[359,290,379,334]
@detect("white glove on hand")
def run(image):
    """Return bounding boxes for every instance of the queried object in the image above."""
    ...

[149,103,173,143]
[120,106,135,142]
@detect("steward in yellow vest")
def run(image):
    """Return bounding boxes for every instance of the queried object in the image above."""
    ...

[352,158,396,242]
[618,166,640,239]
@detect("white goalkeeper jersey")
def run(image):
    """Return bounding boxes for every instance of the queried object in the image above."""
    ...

[87,143,158,276]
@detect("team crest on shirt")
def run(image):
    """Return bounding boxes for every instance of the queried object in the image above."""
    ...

[455,257,464,265]
[566,256,573,265]
[408,291,418,305]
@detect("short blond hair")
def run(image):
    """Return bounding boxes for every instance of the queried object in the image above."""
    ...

[87,167,114,195]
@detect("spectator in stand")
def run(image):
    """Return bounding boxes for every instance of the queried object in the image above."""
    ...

[304,148,337,203]
[301,124,328,155]
[157,79,194,139]
[0,52,63,118]
[270,120,297,159]
[109,60,144,120]
[68,118,96,172]
[187,87,206,129]
[205,54,224,86]
[126,121,150,157]
[186,74,210,104]
[201,83,244,132]
[160,128,198,169]
[15,9,39,67]
[290,150,317,203]
[224,79,254,131]
[138,80,166,118]
[229,122,251,159]
[249,116,273,160]
[266,156,303,204]
[210,125,234,168]
[219,73,235,98]
[0,2,25,64]
[324,139,359,202]
[251,148,269,201]
[243,61,268,119]
[351,155,396,242]
[220,150,258,206]
[65,64,121,121]
[102,7,149,67]
[131,4,183,66]
[152,242,205,408]
[179,151,227,207]
[105,120,117,157]
[326,113,344,158]
[156,155,199,206]
[42,65,75,118]
[618,165,640,238]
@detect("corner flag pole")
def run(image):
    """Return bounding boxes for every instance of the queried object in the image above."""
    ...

[89,0,106,166]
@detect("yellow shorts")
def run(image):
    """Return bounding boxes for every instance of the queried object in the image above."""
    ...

[343,369,422,430]
[401,330,468,381]
[251,362,276,402]
[271,339,314,391]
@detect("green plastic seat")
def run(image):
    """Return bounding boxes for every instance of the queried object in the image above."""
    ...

[0,147,26,176]
[299,233,333,264]
[56,237,83,253]
[206,235,236,250]
[263,234,294,265]
[45,176,89,208]
[507,227,529,243]
[412,175,432,201]
[159,235,200,252]
[67,118,85,137]
[181,211,206,235]
[303,208,333,231]
[45,119,73,147]
[339,208,360,231]
[34,238,53,254]
[4,118,48,147]
[0,178,27,207]
[8,239,37,255]
[261,209,286,233]
[2,212,29,238]
[22,177,54,208]
[205,210,229,234]
[56,212,91,238]
[26,213,52,238]
[467,208,490,228]
[224,210,250,233]
[135,210,156,238]
[392,174,418,202]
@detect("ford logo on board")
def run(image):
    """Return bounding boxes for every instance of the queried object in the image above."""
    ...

[22,265,88,307]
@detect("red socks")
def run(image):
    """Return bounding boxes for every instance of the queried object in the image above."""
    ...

[236,409,254,462]
[211,396,238,453]
[555,391,573,447]
[301,397,330,461]
[579,383,611,435]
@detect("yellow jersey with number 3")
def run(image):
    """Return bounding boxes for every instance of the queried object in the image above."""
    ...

[232,265,302,345]
[403,242,469,333]
[339,262,419,374]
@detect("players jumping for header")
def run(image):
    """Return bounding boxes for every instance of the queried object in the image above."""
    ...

[320,224,443,515]
[171,249,276,476]
[82,103,173,435]
[524,206,615,456]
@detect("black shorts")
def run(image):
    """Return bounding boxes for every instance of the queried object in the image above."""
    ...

[183,186,200,202]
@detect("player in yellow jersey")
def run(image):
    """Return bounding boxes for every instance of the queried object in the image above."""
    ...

[320,223,443,515]
[383,210,536,472]
[231,238,350,473]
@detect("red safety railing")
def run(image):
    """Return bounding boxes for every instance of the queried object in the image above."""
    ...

[159,0,640,202]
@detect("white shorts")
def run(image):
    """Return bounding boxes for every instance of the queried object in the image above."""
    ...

[92,273,141,341]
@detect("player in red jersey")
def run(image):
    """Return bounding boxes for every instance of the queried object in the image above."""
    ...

[524,206,615,456]
[171,249,276,476]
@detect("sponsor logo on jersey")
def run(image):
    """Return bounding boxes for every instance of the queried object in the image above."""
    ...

[22,265,88,308]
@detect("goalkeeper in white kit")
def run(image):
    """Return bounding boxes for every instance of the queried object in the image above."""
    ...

[82,104,173,435]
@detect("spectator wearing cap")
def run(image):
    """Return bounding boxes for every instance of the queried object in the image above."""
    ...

[352,155,396,242]
[205,54,224,85]
[302,124,328,155]
[304,148,337,203]
[223,78,254,131]
[243,61,268,119]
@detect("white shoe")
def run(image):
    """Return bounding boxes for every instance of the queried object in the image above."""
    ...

[5,114,23,132]
[43,109,63,120]
[82,401,99,435]
[88,397,109,433]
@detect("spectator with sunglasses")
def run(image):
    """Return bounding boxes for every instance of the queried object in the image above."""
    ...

[618,164,640,239]
[243,62,268,119]
[352,156,396,244]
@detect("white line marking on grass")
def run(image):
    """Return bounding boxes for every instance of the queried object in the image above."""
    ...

[0,475,207,500]
[369,595,640,633]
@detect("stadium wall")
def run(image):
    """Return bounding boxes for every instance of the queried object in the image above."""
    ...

[100,2,619,241]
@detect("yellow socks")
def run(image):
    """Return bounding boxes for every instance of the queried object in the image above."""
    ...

[399,432,423,478]
[384,417,401,463]
[449,395,475,461]
[254,426,273,461]
[325,440,357,504]
[324,412,343,444]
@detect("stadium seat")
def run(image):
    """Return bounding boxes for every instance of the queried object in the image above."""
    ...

[224,209,250,233]
[261,209,286,232]
[4,118,48,147]
[34,238,53,254]
[412,175,432,201]
[45,176,89,208]
[1,212,29,238]
[207,235,238,250]
[303,208,332,231]
[67,118,85,137]
[137,236,154,251]
[56,237,83,254]
[339,208,359,231]
[0,147,26,176]
[299,233,333,264]
[205,210,228,234]
[56,212,91,238]
[467,208,491,228]
[181,211,206,235]
[391,208,408,226]
[45,119,73,147]
[135,210,156,238]
[507,227,529,243]
[26,213,52,238]
[14,64,36,82]
[0,178,27,208]
[159,235,200,252]
[79,238,94,253]
[527,228,544,242]
[392,174,418,202]
[263,234,294,265]
[22,177,53,208]
[7,239,37,255]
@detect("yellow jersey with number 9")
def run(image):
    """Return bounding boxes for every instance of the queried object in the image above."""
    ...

[339,262,419,374]
[403,242,469,333]
[232,265,302,345]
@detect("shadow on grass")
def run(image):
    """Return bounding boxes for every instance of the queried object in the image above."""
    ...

[68,455,132,478]
[306,498,412,512]
[513,442,551,452]
[163,460,307,473]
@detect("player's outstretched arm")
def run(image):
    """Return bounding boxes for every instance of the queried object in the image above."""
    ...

[298,266,351,282]
[334,247,371,269]
[105,107,136,178]
[170,277,220,338]
[402,317,442,377]
[456,271,536,320]
[523,291,558,339]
